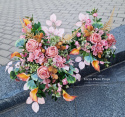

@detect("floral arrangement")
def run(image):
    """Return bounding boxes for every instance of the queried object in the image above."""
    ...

[6,8,116,113]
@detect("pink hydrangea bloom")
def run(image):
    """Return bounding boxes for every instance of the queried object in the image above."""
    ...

[53,55,66,68]
[107,34,116,48]
[82,42,90,53]
[91,42,104,56]
[62,78,68,85]
[27,53,35,62]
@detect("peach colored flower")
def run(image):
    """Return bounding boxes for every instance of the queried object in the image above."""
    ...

[37,66,50,79]
[46,46,58,58]
[107,34,116,48]
[90,33,101,44]
[26,39,39,52]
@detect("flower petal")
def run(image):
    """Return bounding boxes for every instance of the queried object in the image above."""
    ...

[79,61,85,70]
[55,20,62,26]
[8,67,13,74]
[79,13,85,21]
[16,73,30,81]
[75,56,82,62]
[5,65,9,72]
[76,21,82,27]
[58,28,64,37]
[23,82,29,90]
[32,102,39,113]
[50,14,56,22]
[38,97,45,104]
[84,60,90,65]
[92,60,100,72]
[70,49,79,55]
[7,61,13,66]
[74,68,79,73]
[23,19,31,26]
[11,52,22,59]
[63,90,77,101]
[30,88,38,102]
[49,27,54,33]
[26,97,33,104]
[75,74,81,81]
[46,20,52,26]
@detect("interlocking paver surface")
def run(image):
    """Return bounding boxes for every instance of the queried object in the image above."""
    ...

[0,0,125,65]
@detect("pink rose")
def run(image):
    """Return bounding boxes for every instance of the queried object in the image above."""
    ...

[77,32,81,37]
[90,33,102,44]
[22,28,27,33]
[53,55,66,68]
[46,46,58,58]
[93,13,98,17]
[26,39,39,52]
[62,78,68,85]
[107,34,116,48]
[27,24,32,29]
[37,66,50,79]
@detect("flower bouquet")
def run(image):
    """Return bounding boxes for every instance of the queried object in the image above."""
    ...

[5,8,116,113]
[6,14,79,113]
[69,8,116,71]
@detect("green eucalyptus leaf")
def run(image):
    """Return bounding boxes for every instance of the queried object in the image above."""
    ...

[92,22,103,29]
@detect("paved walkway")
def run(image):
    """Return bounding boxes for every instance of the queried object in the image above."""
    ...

[0,0,125,65]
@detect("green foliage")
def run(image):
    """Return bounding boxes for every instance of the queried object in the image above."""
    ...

[31,22,45,35]
[10,71,17,80]
[92,22,103,29]
[39,84,46,90]
[27,80,37,89]
[37,90,46,97]
[49,36,60,46]
[66,75,76,84]
[15,38,26,47]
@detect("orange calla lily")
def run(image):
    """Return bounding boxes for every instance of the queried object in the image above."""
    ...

[11,52,22,59]
[16,73,30,81]
[63,90,77,101]
[30,88,38,102]
[23,19,31,26]
[70,48,79,55]
[92,60,100,72]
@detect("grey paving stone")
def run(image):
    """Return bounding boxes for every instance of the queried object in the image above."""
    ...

[0,44,12,50]
[0,56,10,65]
[0,39,13,44]
[0,50,11,57]
[74,83,125,117]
